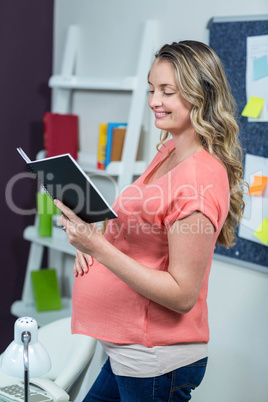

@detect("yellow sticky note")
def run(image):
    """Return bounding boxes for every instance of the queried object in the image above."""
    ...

[241,96,264,118]
[247,175,268,196]
[254,218,268,244]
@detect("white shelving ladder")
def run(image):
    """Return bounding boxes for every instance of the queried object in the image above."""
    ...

[49,19,158,191]
[11,20,158,325]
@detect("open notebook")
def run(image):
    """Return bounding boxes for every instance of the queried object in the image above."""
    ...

[17,147,117,224]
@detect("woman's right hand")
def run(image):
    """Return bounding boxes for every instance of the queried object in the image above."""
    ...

[73,250,94,277]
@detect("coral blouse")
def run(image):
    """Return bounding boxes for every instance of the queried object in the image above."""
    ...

[71,140,229,347]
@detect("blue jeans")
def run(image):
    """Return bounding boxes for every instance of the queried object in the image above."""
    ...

[83,357,207,401]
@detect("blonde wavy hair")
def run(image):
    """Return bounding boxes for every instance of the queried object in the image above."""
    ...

[154,40,245,248]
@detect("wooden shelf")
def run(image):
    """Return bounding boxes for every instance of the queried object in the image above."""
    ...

[49,75,137,91]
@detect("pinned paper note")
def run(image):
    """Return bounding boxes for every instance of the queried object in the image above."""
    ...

[239,154,268,248]
[253,55,268,80]
[247,175,268,196]
[246,36,268,122]
[241,96,264,118]
[254,218,268,244]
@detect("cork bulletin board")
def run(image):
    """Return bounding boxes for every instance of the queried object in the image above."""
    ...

[208,16,268,271]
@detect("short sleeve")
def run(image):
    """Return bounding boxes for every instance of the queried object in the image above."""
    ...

[163,193,219,232]
[163,153,229,233]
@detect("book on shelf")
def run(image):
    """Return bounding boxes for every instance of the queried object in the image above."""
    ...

[17,147,117,224]
[105,122,127,167]
[97,123,108,170]
[110,126,140,162]
[110,127,127,161]
[31,269,62,312]
[43,112,79,160]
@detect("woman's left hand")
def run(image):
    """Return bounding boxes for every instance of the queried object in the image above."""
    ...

[54,199,104,257]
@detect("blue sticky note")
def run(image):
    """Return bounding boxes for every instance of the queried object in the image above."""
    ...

[253,55,268,80]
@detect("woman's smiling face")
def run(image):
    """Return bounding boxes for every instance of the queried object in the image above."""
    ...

[148,59,193,136]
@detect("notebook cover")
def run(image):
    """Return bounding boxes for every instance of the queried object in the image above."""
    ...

[17,147,117,224]
[31,269,62,312]
[27,153,117,224]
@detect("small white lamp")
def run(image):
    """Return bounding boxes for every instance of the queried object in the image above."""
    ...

[1,317,51,402]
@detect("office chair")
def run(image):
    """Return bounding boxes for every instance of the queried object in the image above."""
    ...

[37,316,97,401]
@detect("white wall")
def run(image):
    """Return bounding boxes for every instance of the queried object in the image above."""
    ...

[195,259,268,401]
[53,0,268,163]
[53,1,268,401]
